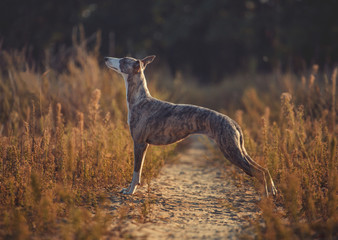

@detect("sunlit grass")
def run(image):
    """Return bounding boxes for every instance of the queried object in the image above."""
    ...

[0,43,176,239]
[0,39,336,239]
[171,68,337,239]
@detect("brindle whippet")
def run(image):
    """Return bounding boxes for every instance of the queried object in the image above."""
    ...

[104,55,277,196]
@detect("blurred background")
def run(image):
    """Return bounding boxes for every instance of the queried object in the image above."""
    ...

[1,0,338,82]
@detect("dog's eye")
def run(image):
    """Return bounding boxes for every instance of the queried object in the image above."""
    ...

[133,61,141,73]
[134,61,140,68]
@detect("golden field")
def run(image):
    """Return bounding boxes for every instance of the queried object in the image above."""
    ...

[0,42,337,239]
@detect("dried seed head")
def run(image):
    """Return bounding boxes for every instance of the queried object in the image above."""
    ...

[309,74,315,88]
[281,92,292,102]
[77,111,84,133]
[91,89,101,110]
[312,64,319,74]
[56,103,62,127]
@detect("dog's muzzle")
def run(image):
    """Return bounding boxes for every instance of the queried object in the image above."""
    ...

[105,57,121,72]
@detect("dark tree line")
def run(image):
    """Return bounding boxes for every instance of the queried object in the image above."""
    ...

[1,0,337,81]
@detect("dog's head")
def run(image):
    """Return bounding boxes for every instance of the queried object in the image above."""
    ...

[105,56,155,76]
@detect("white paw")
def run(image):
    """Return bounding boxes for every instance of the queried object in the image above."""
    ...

[121,185,137,195]
[121,173,140,195]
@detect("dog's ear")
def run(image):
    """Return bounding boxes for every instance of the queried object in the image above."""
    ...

[141,55,156,68]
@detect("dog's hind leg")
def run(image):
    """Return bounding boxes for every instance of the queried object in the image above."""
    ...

[216,124,277,196]
[219,144,272,196]
[234,125,277,196]
[122,142,148,194]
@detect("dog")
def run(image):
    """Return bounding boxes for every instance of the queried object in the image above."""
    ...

[105,55,277,196]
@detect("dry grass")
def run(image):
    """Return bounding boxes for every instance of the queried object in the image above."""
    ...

[238,72,337,240]
[0,38,336,239]
[168,69,337,239]
[0,42,176,239]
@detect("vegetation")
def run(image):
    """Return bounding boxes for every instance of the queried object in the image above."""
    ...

[253,73,337,239]
[169,67,337,239]
[0,29,337,240]
[0,41,176,239]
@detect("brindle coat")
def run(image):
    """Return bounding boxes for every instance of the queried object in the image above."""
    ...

[105,56,277,196]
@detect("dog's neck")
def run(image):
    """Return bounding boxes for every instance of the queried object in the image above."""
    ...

[121,71,150,125]
[123,71,151,105]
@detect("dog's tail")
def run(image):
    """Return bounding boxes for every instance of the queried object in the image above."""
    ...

[218,128,254,177]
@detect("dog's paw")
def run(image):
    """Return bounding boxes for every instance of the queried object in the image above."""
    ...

[120,188,128,194]
[120,187,135,195]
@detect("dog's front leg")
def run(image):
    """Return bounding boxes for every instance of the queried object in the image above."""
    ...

[122,142,149,194]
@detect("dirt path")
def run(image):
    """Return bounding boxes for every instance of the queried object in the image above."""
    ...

[106,136,262,239]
